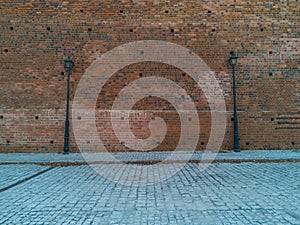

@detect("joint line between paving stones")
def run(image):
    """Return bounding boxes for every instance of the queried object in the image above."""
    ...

[0,159,299,167]
[0,167,54,193]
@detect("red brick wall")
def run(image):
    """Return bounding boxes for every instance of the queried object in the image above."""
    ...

[0,0,299,152]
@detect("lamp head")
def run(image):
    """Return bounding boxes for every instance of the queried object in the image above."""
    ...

[229,51,238,66]
[64,57,74,69]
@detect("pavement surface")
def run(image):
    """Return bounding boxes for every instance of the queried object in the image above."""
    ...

[1,150,299,164]
[0,150,299,225]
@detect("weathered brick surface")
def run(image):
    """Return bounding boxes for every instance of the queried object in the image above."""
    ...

[0,0,299,152]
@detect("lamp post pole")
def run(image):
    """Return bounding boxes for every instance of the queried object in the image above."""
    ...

[229,52,240,152]
[63,57,74,155]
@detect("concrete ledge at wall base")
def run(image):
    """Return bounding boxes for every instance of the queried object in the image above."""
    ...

[0,150,299,164]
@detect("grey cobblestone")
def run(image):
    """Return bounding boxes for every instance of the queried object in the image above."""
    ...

[0,164,50,190]
[0,162,299,224]
[0,150,299,164]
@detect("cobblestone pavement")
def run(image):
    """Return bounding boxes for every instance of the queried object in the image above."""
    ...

[1,150,299,164]
[0,164,51,191]
[0,160,299,224]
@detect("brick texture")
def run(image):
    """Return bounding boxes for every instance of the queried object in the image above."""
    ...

[0,0,299,152]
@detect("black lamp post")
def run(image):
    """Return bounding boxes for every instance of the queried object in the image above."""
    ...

[229,52,240,152]
[63,57,74,154]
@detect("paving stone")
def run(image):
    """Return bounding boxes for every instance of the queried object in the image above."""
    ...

[0,162,299,224]
[0,150,299,164]
[0,164,50,190]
